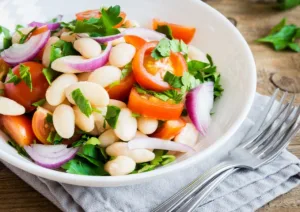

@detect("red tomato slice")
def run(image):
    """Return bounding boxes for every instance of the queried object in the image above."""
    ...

[76,10,126,28]
[132,41,187,92]
[152,119,186,140]
[0,115,35,146]
[32,107,53,144]
[128,88,184,120]
[124,35,146,50]
[106,73,135,101]
[153,19,196,44]
[4,62,49,112]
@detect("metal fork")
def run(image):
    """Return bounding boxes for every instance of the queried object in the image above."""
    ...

[153,90,300,212]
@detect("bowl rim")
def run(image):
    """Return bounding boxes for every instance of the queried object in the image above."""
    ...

[0,0,257,187]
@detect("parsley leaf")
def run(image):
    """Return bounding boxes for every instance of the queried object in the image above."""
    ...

[61,157,107,176]
[257,18,300,52]
[278,0,300,10]
[19,27,37,44]
[121,62,132,80]
[19,64,33,91]
[151,38,189,60]
[42,68,59,85]
[155,25,174,39]
[72,88,93,117]
[46,131,63,144]
[163,71,183,88]
[72,134,91,147]
[100,5,122,35]
[0,89,4,95]
[135,84,183,103]
[109,80,120,88]
[105,106,121,129]
[0,26,12,52]
[46,113,53,124]
[132,113,141,118]
[8,140,30,158]
[50,40,79,64]
[6,69,21,85]
[32,98,46,107]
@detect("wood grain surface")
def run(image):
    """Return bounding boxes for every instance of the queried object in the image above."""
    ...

[0,0,300,211]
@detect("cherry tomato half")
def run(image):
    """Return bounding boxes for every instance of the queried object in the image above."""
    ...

[32,107,53,144]
[4,62,49,112]
[153,19,196,44]
[132,41,187,92]
[106,73,135,101]
[128,88,184,120]
[0,115,35,146]
[152,119,186,140]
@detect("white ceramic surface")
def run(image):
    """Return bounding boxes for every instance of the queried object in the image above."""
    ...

[0,0,256,187]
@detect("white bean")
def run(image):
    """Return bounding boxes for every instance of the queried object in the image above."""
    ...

[188,45,209,63]
[114,108,137,141]
[77,72,92,81]
[46,74,78,106]
[12,27,34,44]
[98,129,119,148]
[73,106,95,133]
[106,142,155,163]
[65,82,109,107]
[109,99,127,108]
[60,32,77,42]
[88,127,100,136]
[109,43,136,68]
[0,97,25,115]
[137,117,158,135]
[112,37,125,46]
[74,38,102,59]
[53,104,75,138]
[93,107,109,133]
[104,156,136,176]
[174,123,199,147]
[42,36,60,67]
[88,66,121,88]
[134,131,148,139]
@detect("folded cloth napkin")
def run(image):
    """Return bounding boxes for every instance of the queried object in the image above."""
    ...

[3,93,300,212]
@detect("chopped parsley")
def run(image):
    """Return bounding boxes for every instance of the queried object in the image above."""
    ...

[46,113,53,124]
[47,132,63,145]
[50,40,79,64]
[71,88,93,117]
[135,84,183,104]
[151,38,189,60]
[163,54,223,98]
[131,150,176,174]
[278,0,300,10]
[19,27,37,44]
[32,98,46,107]
[105,106,121,129]
[155,25,174,39]
[73,5,122,37]
[121,62,132,80]
[72,134,92,147]
[6,69,21,85]
[132,113,141,118]
[257,18,300,52]
[19,64,33,91]
[42,68,59,85]
[0,26,12,52]
[8,140,30,158]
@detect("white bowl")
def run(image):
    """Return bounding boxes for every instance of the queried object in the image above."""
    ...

[0,0,256,187]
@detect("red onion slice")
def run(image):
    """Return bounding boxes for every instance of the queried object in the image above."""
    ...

[78,33,123,43]
[24,144,78,169]
[128,138,196,153]
[1,30,50,65]
[29,22,61,31]
[186,82,214,136]
[123,27,166,41]
[51,42,112,73]
[79,27,166,43]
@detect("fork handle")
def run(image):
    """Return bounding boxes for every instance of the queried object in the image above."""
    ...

[177,168,239,212]
[152,162,237,212]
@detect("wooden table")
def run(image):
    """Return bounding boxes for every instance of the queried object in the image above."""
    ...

[0,0,300,211]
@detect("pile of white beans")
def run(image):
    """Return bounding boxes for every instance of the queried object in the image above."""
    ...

[0,23,206,176]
